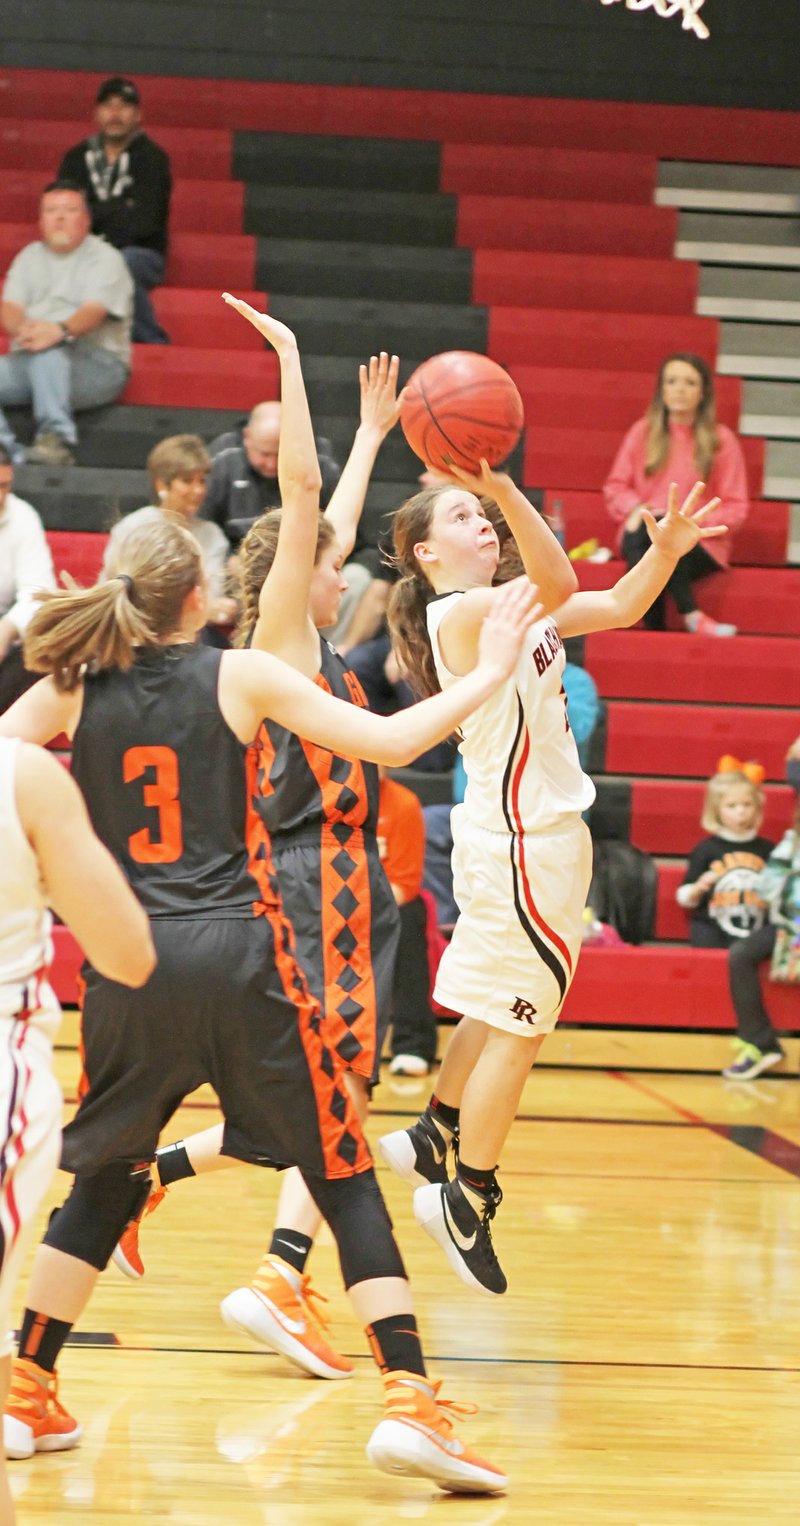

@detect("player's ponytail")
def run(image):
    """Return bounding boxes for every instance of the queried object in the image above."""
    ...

[24,517,204,691]
[388,488,443,700]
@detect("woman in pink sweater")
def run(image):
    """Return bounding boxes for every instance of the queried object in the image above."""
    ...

[604,353,749,636]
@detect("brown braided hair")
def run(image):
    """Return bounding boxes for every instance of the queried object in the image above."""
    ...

[235,508,337,646]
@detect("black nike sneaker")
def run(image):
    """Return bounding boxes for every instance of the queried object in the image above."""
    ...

[413,1178,507,1296]
[377,1110,453,1189]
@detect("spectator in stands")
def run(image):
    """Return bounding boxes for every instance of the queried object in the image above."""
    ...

[57,77,171,345]
[0,447,56,713]
[723,740,800,1081]
[377,768,438,1078]
[0,181,132,467]
[102,434,237,635]
[604,353,748,636]
[676,758,774,949]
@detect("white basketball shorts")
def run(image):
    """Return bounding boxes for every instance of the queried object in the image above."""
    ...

[0,1015,62,1357]
[433,809,593,1036]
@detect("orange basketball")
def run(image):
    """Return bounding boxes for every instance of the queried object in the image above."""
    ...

[401,351,524,474]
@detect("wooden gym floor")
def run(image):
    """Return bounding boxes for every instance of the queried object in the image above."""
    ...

[8,1027,800,1525]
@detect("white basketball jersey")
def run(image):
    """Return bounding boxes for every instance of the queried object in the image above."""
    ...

[0,737,58,1033]
[427,593,596,834]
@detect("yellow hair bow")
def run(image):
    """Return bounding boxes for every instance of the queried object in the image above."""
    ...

[717,754,766,787]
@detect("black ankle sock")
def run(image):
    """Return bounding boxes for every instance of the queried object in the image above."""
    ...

[427,1095,459,1135]
[269,1229,313,1275]
[366,1313,426,1378]
[456,1161,499,1200]
[155,1142,195,1187]
[18,1311,73,1373]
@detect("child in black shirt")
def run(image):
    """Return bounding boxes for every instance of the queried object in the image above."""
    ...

[677,760,773,948]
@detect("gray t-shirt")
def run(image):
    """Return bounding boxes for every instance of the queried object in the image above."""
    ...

[102,506,229,600]
[3,234,133,367]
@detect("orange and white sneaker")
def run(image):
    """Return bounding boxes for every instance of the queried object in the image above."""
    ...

[4,1358,82,1460]
[111,1184,167,1280]
[220,1255,353,1381]
[367,1371,507,1493]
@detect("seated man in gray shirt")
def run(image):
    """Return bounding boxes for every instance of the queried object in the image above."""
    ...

[0,180,132,466]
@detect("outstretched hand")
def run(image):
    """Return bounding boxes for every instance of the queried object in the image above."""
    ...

[477,575,542,681]
[642,481,726,559]
[359,352,403,439]
[221,293,298,356]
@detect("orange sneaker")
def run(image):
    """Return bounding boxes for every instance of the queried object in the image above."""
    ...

[111,1184,167,1280]
[366,1371,507,1493]
[4,1358,82,1460]
[220,1255,354,1380]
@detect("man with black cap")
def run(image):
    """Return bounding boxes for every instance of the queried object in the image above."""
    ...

[58,77,171,344]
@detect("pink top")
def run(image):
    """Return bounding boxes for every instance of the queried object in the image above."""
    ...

[603,418,749,568]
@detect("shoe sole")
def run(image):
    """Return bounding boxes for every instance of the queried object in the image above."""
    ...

[413,1184,505,1297]
[4,1415,82,1460]
[367,1419,507,1493]
[723,1052,783,1081]
[377,1130,446,1190]
[111,1243,143,1280]
[220,1288,352,1381]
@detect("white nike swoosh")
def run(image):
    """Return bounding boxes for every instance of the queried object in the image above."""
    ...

[276,1239,310,1255]
[442,1195,477,1253]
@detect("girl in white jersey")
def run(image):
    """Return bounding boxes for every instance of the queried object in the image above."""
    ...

[379,466,724,1296]
[0,737,152,1504]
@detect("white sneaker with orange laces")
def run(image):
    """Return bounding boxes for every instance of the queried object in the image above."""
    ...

[4,1358,82,1459]
[367,1371,508,1493]
[220,1255,353,1380]
[111,1184,168,1280]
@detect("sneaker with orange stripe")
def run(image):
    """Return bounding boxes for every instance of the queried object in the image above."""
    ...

[220,1254,353,1380]
[111,1184,167,1280]
[366,1371,507,1493]
[4,1358,82,1460]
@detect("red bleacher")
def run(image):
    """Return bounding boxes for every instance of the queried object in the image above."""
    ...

[630,781,796,858]
[576,561,800,637]
[474,251,699,316]
[550,489,788,567]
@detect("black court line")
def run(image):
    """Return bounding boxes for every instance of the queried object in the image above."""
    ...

[57,1339,799,1374]
[611,1071,800,1182]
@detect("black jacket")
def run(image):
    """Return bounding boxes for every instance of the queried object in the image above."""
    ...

[57,133,171,255]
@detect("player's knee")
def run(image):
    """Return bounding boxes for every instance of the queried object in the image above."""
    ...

[302,1166,406,1288]
[44,1163,151,1271]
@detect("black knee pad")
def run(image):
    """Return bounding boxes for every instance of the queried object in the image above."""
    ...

[302,1166,406,1288]
[44,1163,153,1271]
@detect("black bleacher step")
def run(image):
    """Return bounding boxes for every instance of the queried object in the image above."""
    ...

[233,133,441,193]
[26,405,243,472]
[17,466,149,533]
[244,185,457,247]
[256,238,473,304]
[267,294,487,358]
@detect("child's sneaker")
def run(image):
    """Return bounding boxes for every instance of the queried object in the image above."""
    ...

[686,611,737,638]
[377,1111,452,1189]
[111,1184,167,1279]
[220,1255,353,1380]
[366,1371,507,1493]
[413,1178,507,1296]
[4,1359,82,1459]
[722,1041,784,1081]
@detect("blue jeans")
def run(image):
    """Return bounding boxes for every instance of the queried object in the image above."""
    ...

[0,345,129,450]
[123,247,168,344]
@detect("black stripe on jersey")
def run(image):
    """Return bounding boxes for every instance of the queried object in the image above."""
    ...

[501,694,568,1006]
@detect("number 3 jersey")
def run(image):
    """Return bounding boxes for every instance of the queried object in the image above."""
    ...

[426,595,595,835]
[71,644,259,917]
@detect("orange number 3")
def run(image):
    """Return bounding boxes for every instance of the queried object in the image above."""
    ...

[123,746,184,864]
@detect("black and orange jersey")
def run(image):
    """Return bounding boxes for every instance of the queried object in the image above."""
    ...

[251,639,379,841]
[71,644,260,918]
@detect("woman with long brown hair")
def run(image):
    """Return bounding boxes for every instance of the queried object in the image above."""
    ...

[0,507,537,1492]
[604,352,748,635]
[379,465,725,1296]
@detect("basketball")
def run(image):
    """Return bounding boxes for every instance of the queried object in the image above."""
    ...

[400,351,524,474]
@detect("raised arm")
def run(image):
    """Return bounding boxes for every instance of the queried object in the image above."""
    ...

[16,745,155,988]
[555,482,725,639]
[223,577,539,767]
[437,458,577,611]
[324,352,402,558]
[221,295,321,663]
